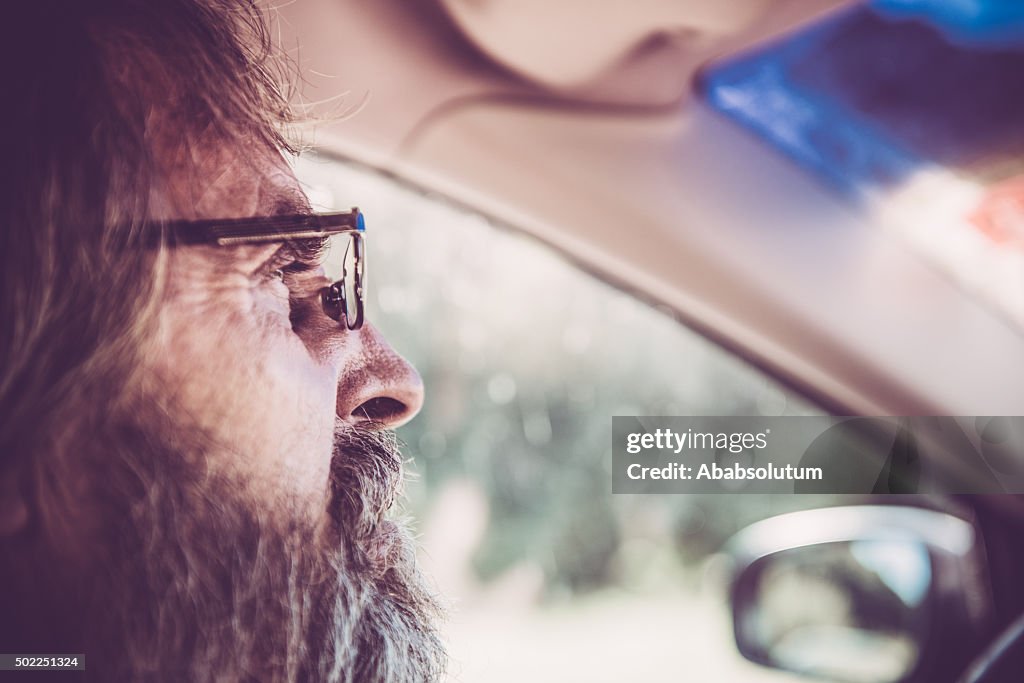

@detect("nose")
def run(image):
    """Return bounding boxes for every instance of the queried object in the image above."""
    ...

[335,324,424,430]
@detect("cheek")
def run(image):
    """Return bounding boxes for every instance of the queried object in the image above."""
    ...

[257,328,339,493]
[146,293,340,509]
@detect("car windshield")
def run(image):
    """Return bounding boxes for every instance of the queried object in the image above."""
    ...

[296,155,872,682]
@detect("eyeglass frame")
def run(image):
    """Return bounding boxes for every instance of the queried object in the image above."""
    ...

[154,207,366,330]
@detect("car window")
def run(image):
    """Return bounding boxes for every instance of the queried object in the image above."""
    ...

[295,154,856,682]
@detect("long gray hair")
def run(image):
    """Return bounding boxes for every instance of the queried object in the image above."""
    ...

[0,0,294,517]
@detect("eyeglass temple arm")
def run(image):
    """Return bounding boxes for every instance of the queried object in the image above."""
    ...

[165,208,363,246]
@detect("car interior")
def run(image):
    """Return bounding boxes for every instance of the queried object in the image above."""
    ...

[269,1,1024,681]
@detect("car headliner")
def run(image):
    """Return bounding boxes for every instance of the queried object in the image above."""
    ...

[272,0,1024,417]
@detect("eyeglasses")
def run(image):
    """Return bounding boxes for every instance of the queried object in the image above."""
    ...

[160,207,366,330]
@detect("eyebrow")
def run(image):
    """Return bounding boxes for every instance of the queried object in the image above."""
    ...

[266,191,314,217]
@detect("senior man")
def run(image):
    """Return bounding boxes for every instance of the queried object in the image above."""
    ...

[0,1,445,681]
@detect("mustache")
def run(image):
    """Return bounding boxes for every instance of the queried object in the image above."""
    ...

[326,423,447,683]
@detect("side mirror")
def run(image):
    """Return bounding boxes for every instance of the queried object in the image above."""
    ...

[727,506,990,683]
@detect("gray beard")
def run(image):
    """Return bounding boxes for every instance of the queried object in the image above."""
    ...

[69,423,446,682]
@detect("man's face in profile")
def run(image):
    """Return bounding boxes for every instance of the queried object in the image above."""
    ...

[145,146,425,518]
[112,144,442,679]
[0,2,445,681]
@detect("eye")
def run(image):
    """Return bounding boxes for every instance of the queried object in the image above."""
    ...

[261,238,329,284]
[259,255,295,287]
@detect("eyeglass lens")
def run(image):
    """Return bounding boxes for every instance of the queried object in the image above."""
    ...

[322,232,364,329]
